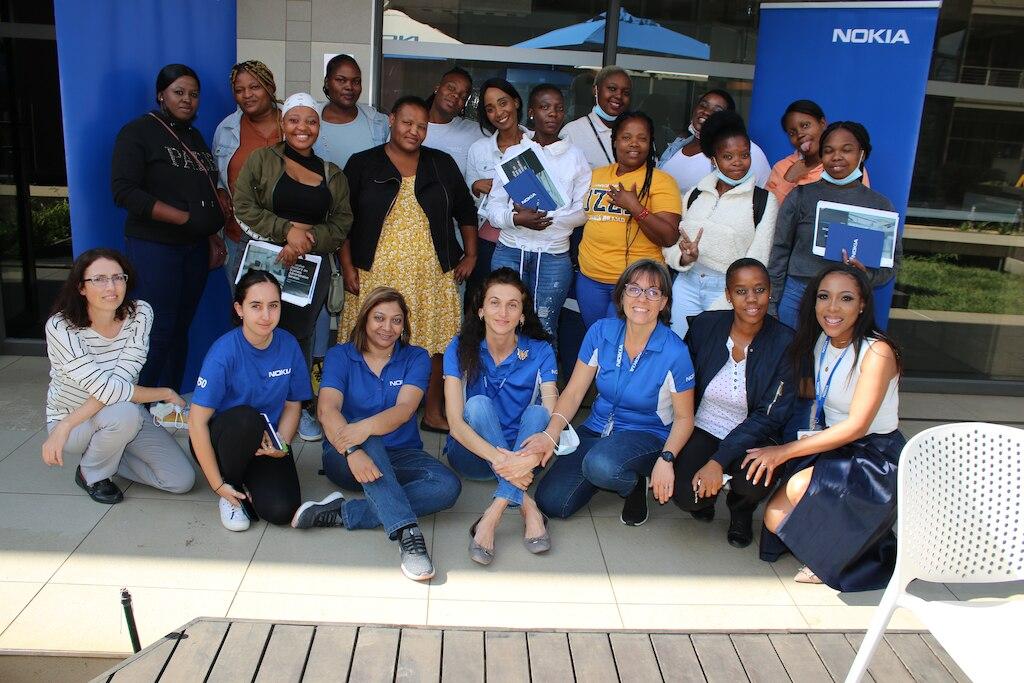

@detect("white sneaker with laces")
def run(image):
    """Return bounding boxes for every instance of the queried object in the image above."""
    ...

[219,497,250,532]
[298,409,323,442]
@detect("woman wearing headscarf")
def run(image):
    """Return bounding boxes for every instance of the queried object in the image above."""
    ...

[212,60,283,284]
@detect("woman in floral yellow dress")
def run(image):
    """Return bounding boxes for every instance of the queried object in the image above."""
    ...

[341,96,478,431]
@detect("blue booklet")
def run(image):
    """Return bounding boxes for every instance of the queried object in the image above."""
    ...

[824,222,885,268]
[504,169,559,212]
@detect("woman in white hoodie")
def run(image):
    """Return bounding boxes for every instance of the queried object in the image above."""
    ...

[485,84,591,336]
[664,111,778,339]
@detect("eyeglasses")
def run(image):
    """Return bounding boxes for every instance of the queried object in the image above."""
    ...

[83,274,129,286]
[624,284,663,300]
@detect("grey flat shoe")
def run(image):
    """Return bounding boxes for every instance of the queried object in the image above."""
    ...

[469,517,495,566]
[523,513,550,554]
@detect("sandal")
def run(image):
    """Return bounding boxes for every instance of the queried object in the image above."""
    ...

[794,565,823,584]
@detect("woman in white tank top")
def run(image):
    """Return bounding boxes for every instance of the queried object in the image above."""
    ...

[741,263,904,592]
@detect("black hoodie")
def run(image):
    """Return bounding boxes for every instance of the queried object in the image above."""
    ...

[111,110,224,245]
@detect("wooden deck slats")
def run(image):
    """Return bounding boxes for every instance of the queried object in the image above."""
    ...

[395,628,442,682]
[94,618,968,682]
[302,625,357,681]
[158,620,229,683]
[651,633,706,683]
[348,626,400,683]
[441,629,484,683]
[206,621,272,683]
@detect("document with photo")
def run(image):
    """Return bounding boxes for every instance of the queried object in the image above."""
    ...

[235,240,322,307]
[497,147,567,210]
[812,200,899,268]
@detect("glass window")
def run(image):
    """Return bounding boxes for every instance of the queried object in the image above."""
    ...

[929,1,1024,86]
[615,0,758,64]
[384,1,608,50]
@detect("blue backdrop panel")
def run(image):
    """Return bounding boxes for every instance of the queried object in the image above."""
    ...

[749,1,940,327]
[54,0,237,391]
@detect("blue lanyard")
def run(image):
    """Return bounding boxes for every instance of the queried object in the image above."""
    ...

[606,329,648,431]
[814,338,850,428]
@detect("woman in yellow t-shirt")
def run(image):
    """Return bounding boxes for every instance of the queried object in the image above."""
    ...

[577,111,681,328]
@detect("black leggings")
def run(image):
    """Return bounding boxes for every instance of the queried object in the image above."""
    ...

[193,405,301,525]
[279,258,331,369]
[671,427,773,518]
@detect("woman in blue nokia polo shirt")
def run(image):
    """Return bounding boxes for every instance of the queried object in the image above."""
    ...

[189,269,315,532]
[298,287,461,582]
[529,259,696,526]
[443,268,559,565]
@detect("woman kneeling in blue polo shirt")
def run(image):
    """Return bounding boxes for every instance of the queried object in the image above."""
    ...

[444,268,558,565]
[530,259,696,525]
[190,270,315,532]
[304,287,461,581]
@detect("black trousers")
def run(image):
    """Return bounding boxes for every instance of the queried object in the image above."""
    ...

[193,405,301,525]
[279,258,332,370]
[671,427,773,518]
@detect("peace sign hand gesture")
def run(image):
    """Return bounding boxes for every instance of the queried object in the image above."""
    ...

[677,227,703,266]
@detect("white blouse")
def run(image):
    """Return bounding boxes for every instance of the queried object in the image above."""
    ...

[695,337,749,439]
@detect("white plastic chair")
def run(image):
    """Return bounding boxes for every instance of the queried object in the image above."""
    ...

[845,422,1024,683]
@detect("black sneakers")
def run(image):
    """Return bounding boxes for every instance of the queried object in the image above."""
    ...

[620,476,650,526]
[75,467,123,505]
[290,492,345,529]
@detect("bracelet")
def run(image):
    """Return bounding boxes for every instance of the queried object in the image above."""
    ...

[552,412,571,428]
[214,481,226,493]
[540,431,558,448]
[634,207,651,221]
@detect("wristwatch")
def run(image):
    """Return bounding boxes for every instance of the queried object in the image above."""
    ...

[660,450,676,463]
[343,445,361,457]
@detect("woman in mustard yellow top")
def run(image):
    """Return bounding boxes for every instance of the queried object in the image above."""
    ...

[577,112,681,328]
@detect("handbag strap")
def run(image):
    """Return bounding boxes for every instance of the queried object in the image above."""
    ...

[148,112,220,199]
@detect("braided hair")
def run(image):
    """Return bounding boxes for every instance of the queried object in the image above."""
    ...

[230,60,282,105]
[611,111,658,267]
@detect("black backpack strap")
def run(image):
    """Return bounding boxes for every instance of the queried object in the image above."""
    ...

[685,187,700,211]
[752,186,769,228]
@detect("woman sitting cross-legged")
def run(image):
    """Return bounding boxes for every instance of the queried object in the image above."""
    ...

[304,287,462,581]
[188,269,316,531]
[746,263,903,591]
[42,248,195,504]
[443,268,558,565]
[670,258,796,548]
[529,259,696,525]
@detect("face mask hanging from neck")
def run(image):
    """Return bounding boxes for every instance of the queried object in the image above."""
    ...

[714,167,754,187]
[592,104,616,123]
[822,166,863,186]
[687,123,700,140]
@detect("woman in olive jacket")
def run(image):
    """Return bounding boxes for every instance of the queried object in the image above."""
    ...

[232,93,353,368]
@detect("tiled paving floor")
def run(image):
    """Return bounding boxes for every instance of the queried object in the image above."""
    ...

[0,355,1020,656]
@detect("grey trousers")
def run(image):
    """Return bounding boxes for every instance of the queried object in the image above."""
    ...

[48,402,195,493]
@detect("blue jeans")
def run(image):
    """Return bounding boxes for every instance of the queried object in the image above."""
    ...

[778,275,808,330]
[446,395,550,506]
[126,237,209,391]
[535,426,664,519]
[575,272,617,329]
[490,244,572,338]
[671,264,727,339]
[322,435,462,539]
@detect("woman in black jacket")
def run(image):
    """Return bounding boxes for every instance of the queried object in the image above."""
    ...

[340,95,478,432]
[111,63,226,390]
[670,258,795,548]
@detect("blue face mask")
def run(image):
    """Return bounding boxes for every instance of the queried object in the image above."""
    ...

[592,104,617,123]
[714,167,754,187]
[821,166,863,186]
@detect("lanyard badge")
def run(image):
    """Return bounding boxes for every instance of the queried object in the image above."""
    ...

[605,337,645,436]
[813,339,850,429]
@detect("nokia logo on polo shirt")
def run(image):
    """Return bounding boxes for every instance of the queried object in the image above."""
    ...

[832,28,910,44]
[389,380,404,387]
[268,368,292,378]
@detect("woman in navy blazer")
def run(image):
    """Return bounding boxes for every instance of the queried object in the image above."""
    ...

[671,258,795,548]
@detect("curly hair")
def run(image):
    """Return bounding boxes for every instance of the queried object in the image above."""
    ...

[456,268,551,385]
[698,109,749,159]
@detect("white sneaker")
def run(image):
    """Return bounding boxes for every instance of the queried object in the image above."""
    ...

[298,409,323,441]
[219,497,250,532]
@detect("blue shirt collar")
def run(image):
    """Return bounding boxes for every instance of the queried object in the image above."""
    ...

[600,318,670,353]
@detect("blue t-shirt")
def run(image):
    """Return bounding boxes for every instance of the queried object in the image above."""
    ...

[320,341,431,450]
[443,335,558,447]
[580,318,695,440]
[192,327,312,429]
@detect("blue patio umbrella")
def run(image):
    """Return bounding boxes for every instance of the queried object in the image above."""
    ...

[513,9,710,60]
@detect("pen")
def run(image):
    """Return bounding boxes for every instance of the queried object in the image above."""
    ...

[694,478,701,504]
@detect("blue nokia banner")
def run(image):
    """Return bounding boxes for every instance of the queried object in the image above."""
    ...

[749,1,940,326]
[54,0,237,390]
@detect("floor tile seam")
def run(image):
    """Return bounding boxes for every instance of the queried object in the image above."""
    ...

[0,427,43,464]
[421,595,618,605]
[587,509,627,629]
[25,580,241,595]
[224,518,274,618]
[0,582,47,642]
